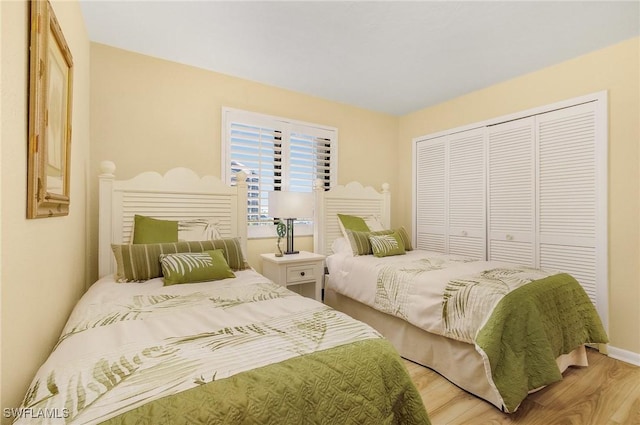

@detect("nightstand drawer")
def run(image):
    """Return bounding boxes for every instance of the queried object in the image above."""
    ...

[286,264,316,284]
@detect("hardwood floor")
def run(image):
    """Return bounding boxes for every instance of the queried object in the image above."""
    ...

[404,348,640,425]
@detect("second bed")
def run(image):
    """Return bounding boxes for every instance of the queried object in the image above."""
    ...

[313,180,608,413]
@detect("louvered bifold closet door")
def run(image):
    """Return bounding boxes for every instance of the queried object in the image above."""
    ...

[487,117,536,266]
[447,128,486,259]
[415,137,446,252]
[537,102,599,306]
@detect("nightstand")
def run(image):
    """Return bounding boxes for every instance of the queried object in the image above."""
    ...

[260,251,326,302]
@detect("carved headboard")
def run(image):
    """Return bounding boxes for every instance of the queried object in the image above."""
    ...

[313,179,390,256]
[98,160,247,278]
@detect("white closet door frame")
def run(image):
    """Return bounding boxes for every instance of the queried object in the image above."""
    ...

[412,91,608,332]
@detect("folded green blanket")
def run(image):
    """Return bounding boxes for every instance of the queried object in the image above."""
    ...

[476,273,608,412]
[101,338,431,425]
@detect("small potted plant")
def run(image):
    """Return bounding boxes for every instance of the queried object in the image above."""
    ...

[275,221,287,257]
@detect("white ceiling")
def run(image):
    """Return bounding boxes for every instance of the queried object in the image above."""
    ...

[79,1,639,116]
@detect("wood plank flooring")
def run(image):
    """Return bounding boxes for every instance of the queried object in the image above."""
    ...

[404,348,640,425]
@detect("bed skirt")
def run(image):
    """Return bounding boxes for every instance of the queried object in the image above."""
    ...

[324,287,588,411]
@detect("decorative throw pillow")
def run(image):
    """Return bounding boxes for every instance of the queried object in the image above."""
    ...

[337,214,370,235]
[132,215,178,244]
[132,215,223,244]
[160,249,235,285]
[111,238,249,282]
[369,232,406,258]
[178,218,222,241]
[346,229,394,256]
[337,213,386,240]
[363,216,385,232]
[396,226,413,251]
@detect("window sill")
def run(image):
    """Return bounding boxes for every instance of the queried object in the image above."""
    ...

[247,223,313,240]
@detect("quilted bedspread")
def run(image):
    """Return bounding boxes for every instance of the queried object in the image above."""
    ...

[14,271,430,425]
[101,338,430,425]
[326,250,608,413]
[476,272,608,412]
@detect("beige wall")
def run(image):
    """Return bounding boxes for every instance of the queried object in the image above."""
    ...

[88,43,398,278]
[398,37,640,356]
[0,0,90,419]
[1,12,636,417]
[90,38,640,357]
[0,0,4,409]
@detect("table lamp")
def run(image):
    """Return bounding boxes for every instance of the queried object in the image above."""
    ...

[268,191,314,254]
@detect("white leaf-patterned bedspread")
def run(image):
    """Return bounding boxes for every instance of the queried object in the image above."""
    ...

[15,271,381,425]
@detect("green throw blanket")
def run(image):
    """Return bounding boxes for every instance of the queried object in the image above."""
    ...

[102,339,431,425]
[476,273,608,412]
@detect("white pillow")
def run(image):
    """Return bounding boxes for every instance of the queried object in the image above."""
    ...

[331,237,353,255]
[364,216,385,232]
[178,219,222,241]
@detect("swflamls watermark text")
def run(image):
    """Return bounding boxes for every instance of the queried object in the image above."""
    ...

[3,408,70,419]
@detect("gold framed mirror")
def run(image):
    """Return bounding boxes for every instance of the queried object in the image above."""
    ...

[27,0,74,218]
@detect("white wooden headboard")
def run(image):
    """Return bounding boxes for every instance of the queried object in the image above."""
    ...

[98,160,248,278]
[313,180,390,256]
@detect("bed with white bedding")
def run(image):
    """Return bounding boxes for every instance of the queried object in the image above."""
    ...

[313,180,608,413]
[13,164,430,425]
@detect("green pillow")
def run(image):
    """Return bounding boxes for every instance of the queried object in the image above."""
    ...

[338,214,371,233]
[160,249,236,285]
[345,227,412,255]
[133,215,178,244]
[369,232,406,258]
[396,226,413,251]
[346,229,394,256]
[111,238,249,282]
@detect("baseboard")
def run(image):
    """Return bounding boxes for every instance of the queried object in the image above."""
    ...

[607,345,640,367]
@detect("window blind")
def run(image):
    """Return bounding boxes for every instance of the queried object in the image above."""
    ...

[223,108,337,236]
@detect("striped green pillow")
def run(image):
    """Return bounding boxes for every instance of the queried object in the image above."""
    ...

[346,227,413,255]
[112,238,248,282]
[396,226,413,251]
[346,229,394,256]
[370,232,406,258]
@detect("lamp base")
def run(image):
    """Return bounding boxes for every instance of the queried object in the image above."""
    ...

[284,218,298,255]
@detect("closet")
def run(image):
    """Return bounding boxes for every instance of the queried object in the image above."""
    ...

[413,93,607,319]
[414,127,486,258]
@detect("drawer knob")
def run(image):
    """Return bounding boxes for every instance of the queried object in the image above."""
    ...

[300,271,305,277]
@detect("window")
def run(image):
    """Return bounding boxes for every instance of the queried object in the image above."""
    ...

[222,108,337,238]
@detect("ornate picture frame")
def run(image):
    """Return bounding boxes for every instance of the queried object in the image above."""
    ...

[27,0,74,218]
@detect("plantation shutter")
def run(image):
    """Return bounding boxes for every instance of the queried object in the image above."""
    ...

[288,124,334,192]
[223,108,337,234]
[228,120,282,226]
